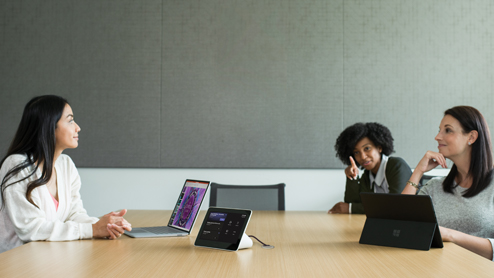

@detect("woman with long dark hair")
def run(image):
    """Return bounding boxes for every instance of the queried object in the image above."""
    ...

[402,106,494,260]
[0,95,131,253]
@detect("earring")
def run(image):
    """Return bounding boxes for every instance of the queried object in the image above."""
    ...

[468,142,472,145]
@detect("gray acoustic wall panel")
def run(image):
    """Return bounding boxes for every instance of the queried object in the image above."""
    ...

[160,0,344,168]
[0,0,162,167]
[1,1,494,169]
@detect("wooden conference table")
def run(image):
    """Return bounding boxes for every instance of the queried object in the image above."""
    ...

[1,210,493,277]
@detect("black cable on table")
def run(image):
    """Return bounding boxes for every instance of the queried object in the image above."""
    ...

[248,235,274,249]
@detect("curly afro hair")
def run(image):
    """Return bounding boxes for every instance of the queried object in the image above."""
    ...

[334,122,394,167]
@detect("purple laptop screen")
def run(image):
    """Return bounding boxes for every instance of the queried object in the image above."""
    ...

[169,180,208,231]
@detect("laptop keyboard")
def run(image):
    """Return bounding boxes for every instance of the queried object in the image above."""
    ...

[142,226,179,234]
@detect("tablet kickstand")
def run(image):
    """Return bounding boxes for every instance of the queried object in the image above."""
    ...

[238,233,253,250]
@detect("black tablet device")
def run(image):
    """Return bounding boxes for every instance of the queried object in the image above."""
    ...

[194,207,252,251]
[359,193,443,251]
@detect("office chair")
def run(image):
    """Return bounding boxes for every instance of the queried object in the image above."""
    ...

[209,183,286,211]
[414,175,441,194]
[420,175,438,186]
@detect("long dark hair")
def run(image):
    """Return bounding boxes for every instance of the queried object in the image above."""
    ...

[442,106,494,197]
[0,95,68,209]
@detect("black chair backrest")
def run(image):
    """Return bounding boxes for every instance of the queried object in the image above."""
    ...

[209,183,286,211]
[420,175,438,186]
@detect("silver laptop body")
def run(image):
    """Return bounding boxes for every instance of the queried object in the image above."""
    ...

[125,179,210,238]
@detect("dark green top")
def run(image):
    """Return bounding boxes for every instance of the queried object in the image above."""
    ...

[344,156,412,214]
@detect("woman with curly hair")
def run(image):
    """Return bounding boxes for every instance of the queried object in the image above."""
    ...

[329,122,412,214]
[402,106,494,260]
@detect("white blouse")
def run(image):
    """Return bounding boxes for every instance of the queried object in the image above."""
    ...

[0,154,98,253]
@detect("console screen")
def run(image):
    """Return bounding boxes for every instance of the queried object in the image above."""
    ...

[199,212,249,243]
[195,208,252,251]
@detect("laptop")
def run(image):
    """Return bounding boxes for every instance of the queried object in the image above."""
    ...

[125,179,210,238]
[359,192,443,251]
